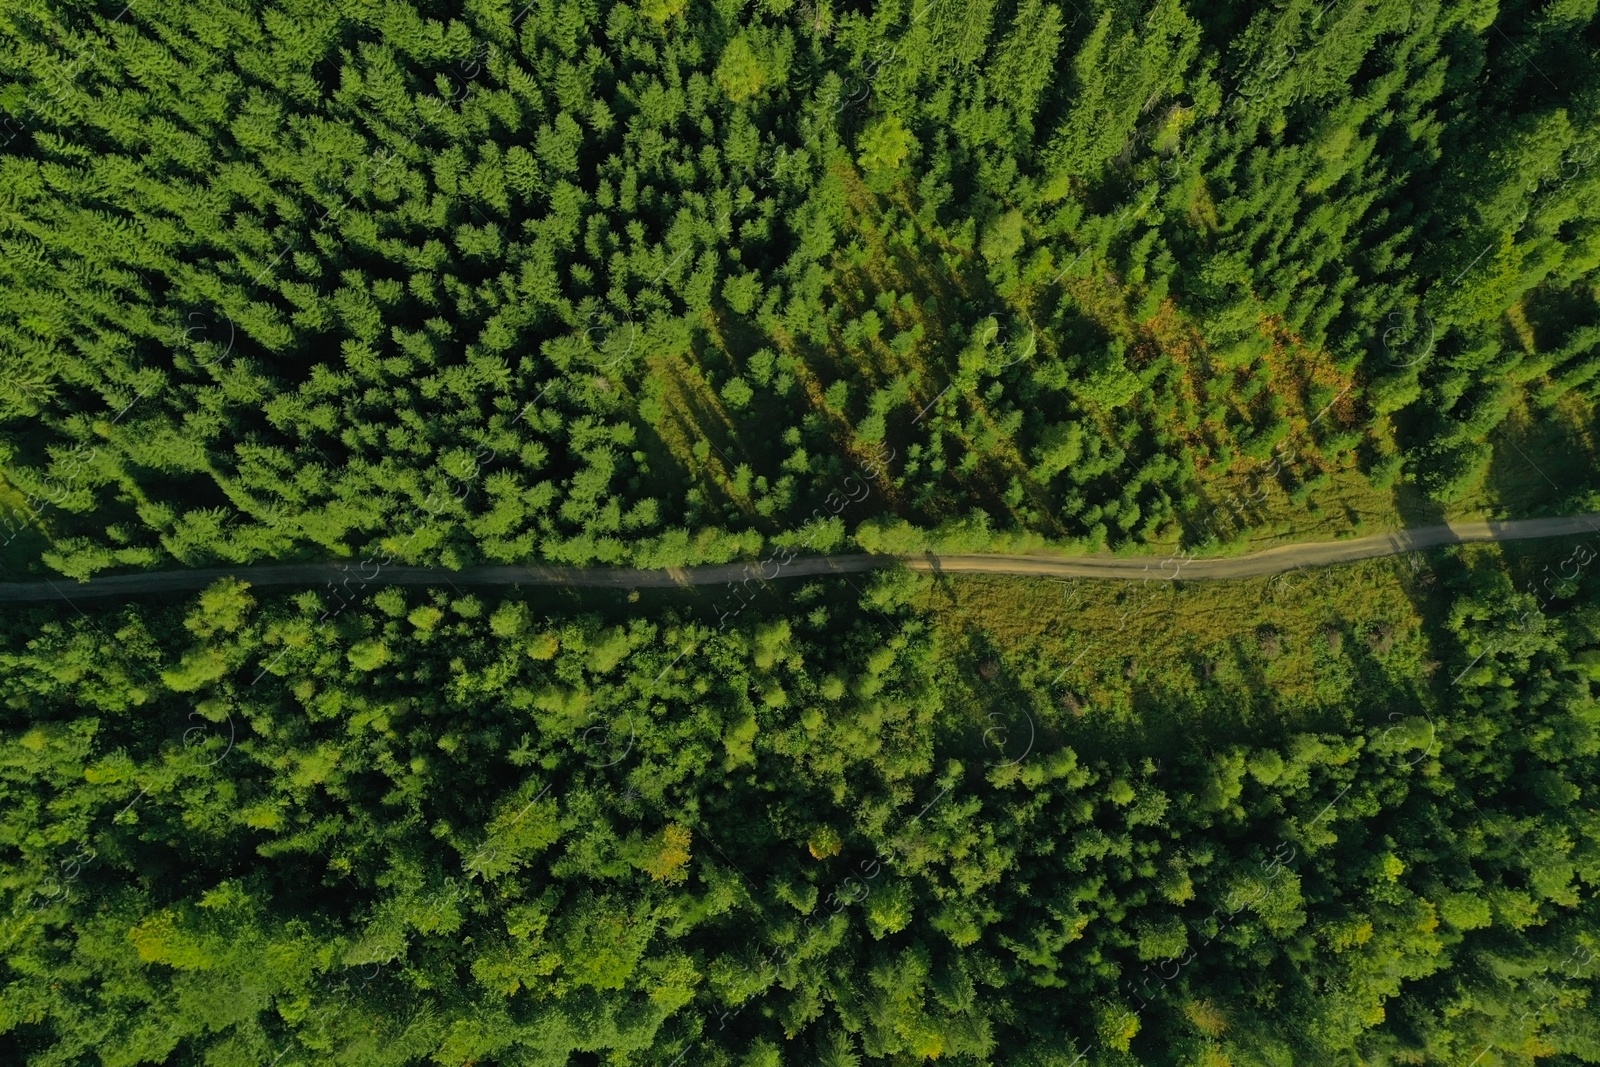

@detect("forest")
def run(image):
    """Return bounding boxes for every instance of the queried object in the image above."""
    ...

[2,551,1600,1066]
[0,0,1598,576]
[2,0,1600,1063]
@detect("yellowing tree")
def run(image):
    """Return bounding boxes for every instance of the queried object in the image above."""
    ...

[716,35,766,101]
[1094,1002,1141,1052]
[808,826,843,859]
[857,116,914,177]
[639,0,687,23]
[641,823,692,883]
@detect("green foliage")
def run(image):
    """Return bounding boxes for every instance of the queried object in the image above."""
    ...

[716,33,767,102]
[856,116,915,178]
[2,548,1600,1065]
[0,0,1595,579]
[3,5,1600,1061]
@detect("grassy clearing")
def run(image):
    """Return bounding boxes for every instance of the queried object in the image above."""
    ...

[916,557,1429,726]
[911,537,1595,759]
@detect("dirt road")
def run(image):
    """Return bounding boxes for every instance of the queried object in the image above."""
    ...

[2,513,1597,602]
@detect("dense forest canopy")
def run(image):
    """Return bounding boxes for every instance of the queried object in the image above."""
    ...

[3,0,1600,1065]
[0,0,1597,578]
[3,552,1600,1065]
